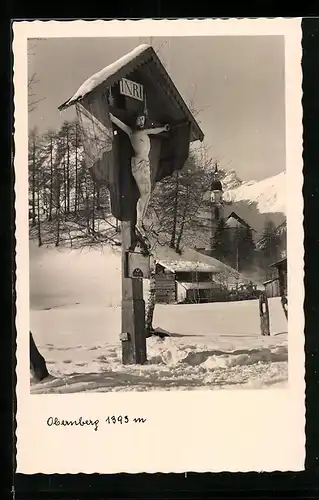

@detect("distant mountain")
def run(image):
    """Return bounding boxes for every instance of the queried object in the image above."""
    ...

[223,171,286,215]
[221,169,243,190]
[219,171,286,238]
[200,170,286,244]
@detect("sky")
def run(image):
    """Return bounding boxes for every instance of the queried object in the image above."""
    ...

[28,36,286,181]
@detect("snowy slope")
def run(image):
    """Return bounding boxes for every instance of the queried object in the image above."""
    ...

[29,242,288,393]
[224,171,286,215]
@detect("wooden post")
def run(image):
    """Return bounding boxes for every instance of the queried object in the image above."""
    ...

[121,221,147,364]
[145,259,156,337]
[278,266,288,320]
[30,331,50,381]
[259,292,270,336]
[281,295,288,320]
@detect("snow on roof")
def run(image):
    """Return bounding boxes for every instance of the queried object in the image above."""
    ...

[63,44,151,108]
[148,231,256,284]
[157,260,218,273]
[178,281,217,290]
[263,279,278,285]
[269,256,287,268]
[225,212,255,231]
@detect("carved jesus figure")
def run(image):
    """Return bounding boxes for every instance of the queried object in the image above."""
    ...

[109,113,169,237]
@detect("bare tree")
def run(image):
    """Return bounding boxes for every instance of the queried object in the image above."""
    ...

[48,132,54,220]
[36,150,43,246]
[170,171,179,248]
[175,181,190,253]
[148,150,214,252]
[28,42,45,113]
[66,124,71,214]
[28,72,44,113]
[29,129,37,226]
[55,168,61,247]
[74,122,79,213]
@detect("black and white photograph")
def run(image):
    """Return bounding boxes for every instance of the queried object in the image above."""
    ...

[14,19,304,474]
[28,33,289,393]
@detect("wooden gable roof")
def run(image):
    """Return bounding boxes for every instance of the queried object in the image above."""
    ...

[58,44,204,144]
[225,211,256,231]
[269,257,287,269]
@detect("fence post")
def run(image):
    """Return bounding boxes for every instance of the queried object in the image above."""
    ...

[259,292,270,336]
[281,295,288,320]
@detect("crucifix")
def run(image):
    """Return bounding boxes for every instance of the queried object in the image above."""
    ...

[109,113,169,250]
[57,45,204,368]
[109,111,170,364]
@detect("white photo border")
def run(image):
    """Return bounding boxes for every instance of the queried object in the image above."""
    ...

[14,18,304,474]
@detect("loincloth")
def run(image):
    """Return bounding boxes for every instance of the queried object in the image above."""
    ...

[131,157,150,174]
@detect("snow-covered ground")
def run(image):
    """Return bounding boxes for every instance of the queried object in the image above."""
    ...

[29,241,288,393]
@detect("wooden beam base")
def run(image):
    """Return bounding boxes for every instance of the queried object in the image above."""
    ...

[121,221,147,365]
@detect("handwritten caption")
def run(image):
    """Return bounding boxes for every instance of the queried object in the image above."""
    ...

[47,415,147,432]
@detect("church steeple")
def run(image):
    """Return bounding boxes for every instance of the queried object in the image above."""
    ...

[210,162,223,213]
[209,162,224,256]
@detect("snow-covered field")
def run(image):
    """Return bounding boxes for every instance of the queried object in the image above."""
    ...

[29,241,288,393]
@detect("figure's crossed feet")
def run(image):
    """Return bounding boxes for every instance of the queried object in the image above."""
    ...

[130,226,151,256]
[136,223,148,237]
[135,226,151,246]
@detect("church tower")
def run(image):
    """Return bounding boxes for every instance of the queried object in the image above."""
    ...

[210,162,224,250]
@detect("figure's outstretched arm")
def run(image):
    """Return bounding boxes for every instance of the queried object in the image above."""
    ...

[109,113,132,136]
[144,124,170,135]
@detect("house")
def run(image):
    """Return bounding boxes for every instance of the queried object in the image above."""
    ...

[150,238,258,303]
[270,256,287,296]
[155,259,226,304]
[263,257,287,298]
[263,278,280,298]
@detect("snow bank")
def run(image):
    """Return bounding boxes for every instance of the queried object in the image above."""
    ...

[30,300,288,393]
[30,320,288,393]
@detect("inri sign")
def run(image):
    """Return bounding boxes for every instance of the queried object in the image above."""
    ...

[119,78,144,102]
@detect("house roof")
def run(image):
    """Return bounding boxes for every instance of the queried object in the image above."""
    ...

[177,282,217,290]
[151,235,257,285]
[211,180,223,191]
[60,45,150,107]
[263,278,279,285]
[269,257,287,268]
[157,260,218,273]
[58,44,204,143]
[225,211,255,231]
